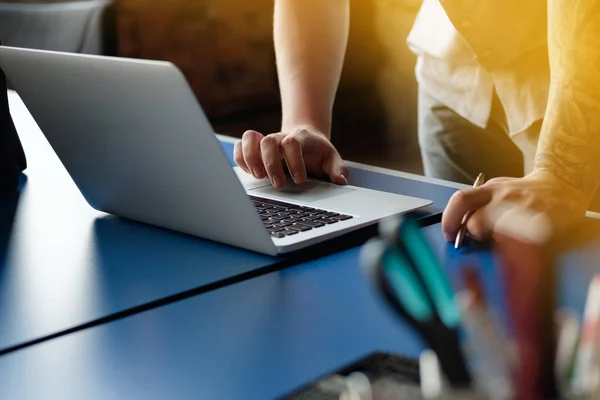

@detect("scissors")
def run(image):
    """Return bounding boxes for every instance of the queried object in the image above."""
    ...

[361,216,472,388]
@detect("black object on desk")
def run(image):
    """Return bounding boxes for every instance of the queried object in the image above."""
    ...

[0,51,26,193]
[280,352,422,400]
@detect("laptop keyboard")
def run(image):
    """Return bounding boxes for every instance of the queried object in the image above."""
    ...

[250,196,353,239]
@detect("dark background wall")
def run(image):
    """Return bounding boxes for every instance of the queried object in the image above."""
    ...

[3,0,424,174]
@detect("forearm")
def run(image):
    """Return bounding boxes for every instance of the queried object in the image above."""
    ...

[274,0,349,137]
[534,0,600,200]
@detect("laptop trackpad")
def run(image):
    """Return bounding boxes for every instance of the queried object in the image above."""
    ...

[248,180,356,203]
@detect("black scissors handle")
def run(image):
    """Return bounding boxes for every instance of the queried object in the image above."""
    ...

[374,263,472,387]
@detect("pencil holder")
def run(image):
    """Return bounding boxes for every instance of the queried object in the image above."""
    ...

[418,348,596,400]
[423,388,592,400]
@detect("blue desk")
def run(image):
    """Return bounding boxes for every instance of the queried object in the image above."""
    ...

[0,93,276,354]
[0,92,460,354]
[0,240,424,400]
[2,223,599,399]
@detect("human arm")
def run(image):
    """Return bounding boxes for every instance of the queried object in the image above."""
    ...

[533,0,600,200]
[234,0,350,188]
[442,0,600,241]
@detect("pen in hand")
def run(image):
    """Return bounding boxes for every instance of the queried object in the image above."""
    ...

[454,173,485,249]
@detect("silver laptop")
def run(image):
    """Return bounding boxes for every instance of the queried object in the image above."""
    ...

[0,46,431,255]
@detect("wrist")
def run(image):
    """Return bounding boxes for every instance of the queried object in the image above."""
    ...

[281,109,331,139]
[530,168,590,202]
[533,139,600,202]
[281,122,331,140]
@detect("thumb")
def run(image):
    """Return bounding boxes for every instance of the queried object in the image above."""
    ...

[323,152,349,185]
[441,186,493,242]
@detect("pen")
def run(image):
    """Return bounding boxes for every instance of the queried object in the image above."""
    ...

[455,173,485,249]
[419,349,444,399]
[462,266,486,307]
[456,290,514,400]
[460,267,516,371]
[554,309,580,396]
[571,275,600,396]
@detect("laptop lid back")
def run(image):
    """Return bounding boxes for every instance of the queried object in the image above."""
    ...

[0,46,277,255]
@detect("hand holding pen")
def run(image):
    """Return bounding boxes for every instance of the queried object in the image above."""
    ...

[444,170,588,252]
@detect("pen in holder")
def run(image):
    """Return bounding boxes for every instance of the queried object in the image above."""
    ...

[419,349,492,400]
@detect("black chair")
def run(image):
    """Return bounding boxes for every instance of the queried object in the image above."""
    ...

[0,0,116,55]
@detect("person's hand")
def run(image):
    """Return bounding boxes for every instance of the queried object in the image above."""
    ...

[233,126,349,189]
[441,170,589,243]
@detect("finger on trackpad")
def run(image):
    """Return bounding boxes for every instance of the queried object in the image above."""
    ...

[248,180,355,203]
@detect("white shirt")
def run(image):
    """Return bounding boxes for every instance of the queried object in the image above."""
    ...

[407,0,549,137]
